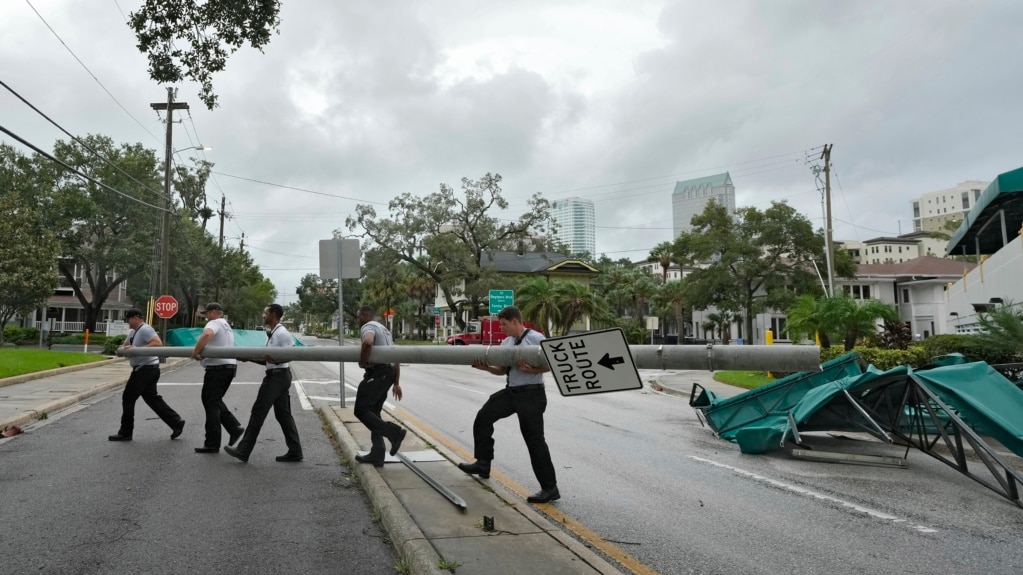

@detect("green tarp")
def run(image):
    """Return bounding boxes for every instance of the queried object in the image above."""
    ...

[699,355,1023,457]
[164,327,304,347]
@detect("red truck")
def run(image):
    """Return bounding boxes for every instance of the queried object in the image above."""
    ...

[446,317,542,345]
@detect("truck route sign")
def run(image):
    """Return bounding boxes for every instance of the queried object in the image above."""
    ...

[540,328,642,397]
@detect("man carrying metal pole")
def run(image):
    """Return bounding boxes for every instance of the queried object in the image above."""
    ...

[352,306,406,466]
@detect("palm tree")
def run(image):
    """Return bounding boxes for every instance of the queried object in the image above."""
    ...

[647,241,674,285]
[784,294,833,348]
[553,281,606,336]
[515,276,560,335]
[654,280,687,339]
[826,295,899,351]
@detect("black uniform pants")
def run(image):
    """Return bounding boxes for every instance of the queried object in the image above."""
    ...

[118,366,183,436]
[354,365,402,456]
[473,386,557,490]
[200,366,242,448]
[234,369,302,457]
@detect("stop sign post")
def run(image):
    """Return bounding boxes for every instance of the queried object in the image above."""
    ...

[154,295,178,319]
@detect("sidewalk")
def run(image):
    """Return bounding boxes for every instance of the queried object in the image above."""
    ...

[0,357,188,432]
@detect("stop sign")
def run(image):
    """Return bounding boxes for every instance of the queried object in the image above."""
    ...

[154,295,178,319]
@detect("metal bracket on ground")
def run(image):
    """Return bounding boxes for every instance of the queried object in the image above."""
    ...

[395,452,468,512]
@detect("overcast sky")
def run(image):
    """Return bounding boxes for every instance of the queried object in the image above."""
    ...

[3,0,1021,304]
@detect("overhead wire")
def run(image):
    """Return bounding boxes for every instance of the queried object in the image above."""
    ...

[0,123,170,213]
[24,0,161,145]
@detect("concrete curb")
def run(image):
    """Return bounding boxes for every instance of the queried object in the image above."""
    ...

[0,358,191,432]
[0,356,126,389]
[320,407,446,575]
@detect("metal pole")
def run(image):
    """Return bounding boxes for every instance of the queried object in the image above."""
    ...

[121,344,822,373]
[337,245,346,408]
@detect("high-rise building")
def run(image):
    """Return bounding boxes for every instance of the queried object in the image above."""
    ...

[551,197,595,256]
[911,180,988,233]
[672,172,735,237]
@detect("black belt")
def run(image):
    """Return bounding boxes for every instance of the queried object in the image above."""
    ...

[266,367,291,373]
[507,384,545,393]
[133,364,159,371]
[205,365,236,371]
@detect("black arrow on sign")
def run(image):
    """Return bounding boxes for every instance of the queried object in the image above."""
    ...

[598,353,625,370]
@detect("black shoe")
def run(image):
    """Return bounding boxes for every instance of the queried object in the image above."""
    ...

[355,453,385,467]
[457,460,491,479]
[170,420,185,440]
[194,446,219,453]
[389,428,406,456]
[108,434,132,442]
[224,445,248,463]
[527,487,561,504]
[275,452,303,462]
[228,427,244,447]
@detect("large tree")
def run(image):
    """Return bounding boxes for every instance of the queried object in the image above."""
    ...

[672,200,856,342]
[42,135,165,332]
[0,148,60,341]
[345,173,559,331]
[128,1,282,109]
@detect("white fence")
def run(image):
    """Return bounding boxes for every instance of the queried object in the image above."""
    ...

[26,321,109,333]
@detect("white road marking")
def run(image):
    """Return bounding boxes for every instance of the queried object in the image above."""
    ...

[292,380,313,411]
[159,381,263,386]
[447,384,486,395]
[689,456,939,534]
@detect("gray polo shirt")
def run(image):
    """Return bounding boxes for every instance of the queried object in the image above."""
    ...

[126,323,159,368]
[265,324,293,369]
[360,321,393,366]
[502,328,545,387]
[202,317,237,368]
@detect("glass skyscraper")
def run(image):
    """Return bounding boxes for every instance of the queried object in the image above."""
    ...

[551,197,596,257]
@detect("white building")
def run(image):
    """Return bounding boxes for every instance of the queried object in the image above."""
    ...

[551,197,595,257]
[840,231,949,265]
[911,180,988,233]
[672,172,735,237]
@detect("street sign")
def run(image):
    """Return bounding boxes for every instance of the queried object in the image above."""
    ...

[154,295,178,319]
[540,328,642,397]
[488,289,514,315]
[318,238,362,279]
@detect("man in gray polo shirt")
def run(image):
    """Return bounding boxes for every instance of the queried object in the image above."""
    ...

[457,305,560,503]
[191,302,244,453]
[109,308,185,442]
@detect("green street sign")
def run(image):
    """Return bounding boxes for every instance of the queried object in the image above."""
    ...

[433,307,441,315]
[488,290,514,315]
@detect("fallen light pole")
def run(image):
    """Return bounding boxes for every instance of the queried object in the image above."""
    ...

[118,344,821,373]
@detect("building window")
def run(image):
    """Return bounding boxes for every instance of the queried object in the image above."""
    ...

[902,288,910,304]
[771,317,787,339]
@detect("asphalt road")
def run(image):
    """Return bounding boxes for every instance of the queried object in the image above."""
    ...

[345,348,1023,575]
[0,359,397,574]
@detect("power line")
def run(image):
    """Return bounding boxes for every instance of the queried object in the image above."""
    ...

[0,123,169,213]
[25,0,161,144]
[212,171,387,205]
[0,79,170,203]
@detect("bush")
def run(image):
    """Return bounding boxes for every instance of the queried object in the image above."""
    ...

[3,325,26,344]
[104,335,127,355]
[819,345,928,370]
[919,334,1020,365]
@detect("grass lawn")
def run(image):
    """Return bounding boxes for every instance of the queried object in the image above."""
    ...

[713,370,776,390]
[0,348,108,379]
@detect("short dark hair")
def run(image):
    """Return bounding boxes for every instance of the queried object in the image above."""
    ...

[205,302,224,312]
[265,303,284,319]
[358,305,375,316]
[496,306,522,321]
[124,308,143,319]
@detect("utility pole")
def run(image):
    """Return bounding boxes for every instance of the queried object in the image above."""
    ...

[151,87,189,338]
[821,144,835,297]
[215,194,226,301]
